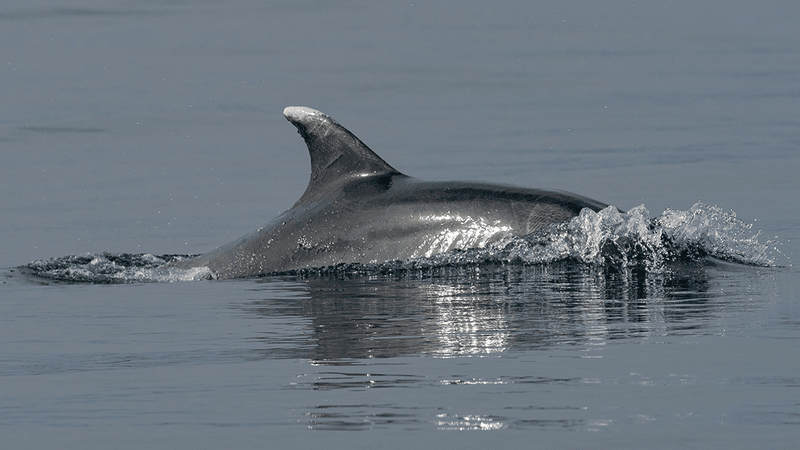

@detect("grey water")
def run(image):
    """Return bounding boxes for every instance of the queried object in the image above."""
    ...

[1,1,798,448]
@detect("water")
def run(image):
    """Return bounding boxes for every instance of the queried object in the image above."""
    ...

[1,1,798,448]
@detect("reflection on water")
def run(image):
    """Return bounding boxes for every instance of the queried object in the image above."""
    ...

[239,261,775,431]
[242,261,761,363]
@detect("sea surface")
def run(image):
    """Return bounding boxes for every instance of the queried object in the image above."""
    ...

[1,1,798,448]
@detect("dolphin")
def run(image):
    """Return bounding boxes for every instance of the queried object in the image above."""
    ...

[170,106,610,278]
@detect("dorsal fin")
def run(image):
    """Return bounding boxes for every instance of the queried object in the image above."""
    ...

[283,106,404,196]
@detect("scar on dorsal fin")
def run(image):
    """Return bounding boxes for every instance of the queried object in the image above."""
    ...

[283,106,405,196]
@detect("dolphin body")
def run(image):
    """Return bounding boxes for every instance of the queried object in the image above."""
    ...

[171,106,610,278]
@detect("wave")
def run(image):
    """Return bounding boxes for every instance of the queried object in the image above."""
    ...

[18,203,784,283]
[19,253,212,284]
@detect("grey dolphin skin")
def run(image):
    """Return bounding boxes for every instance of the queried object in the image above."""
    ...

[171,106,610,278]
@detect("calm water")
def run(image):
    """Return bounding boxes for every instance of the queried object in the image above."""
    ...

[1,1,798,448]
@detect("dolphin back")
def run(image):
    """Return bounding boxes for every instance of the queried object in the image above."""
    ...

[170,106,613,278]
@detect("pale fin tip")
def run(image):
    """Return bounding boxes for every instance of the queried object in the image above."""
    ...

[283,106,322,121]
